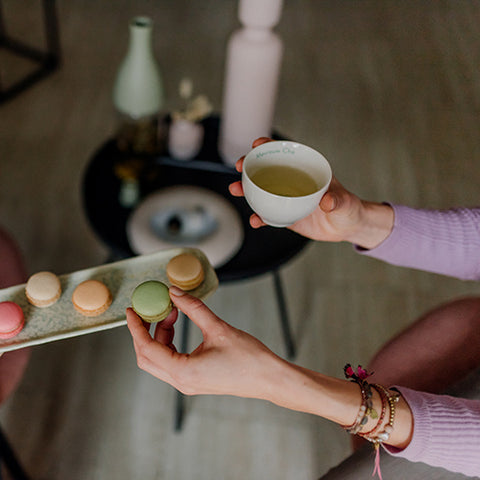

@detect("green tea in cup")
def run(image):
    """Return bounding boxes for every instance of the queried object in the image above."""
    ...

[242,141,332,227]
[249,165,319,197]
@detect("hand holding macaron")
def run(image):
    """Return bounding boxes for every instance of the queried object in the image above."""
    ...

[126,286,282,399]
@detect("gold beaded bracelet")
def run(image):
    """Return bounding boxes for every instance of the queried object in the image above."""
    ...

[362,384,400,445]
[343,365,401,479]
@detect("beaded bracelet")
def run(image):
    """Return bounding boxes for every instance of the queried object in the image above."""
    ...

[343,365,401,479]
[343,381,372,434]
[342,364,378,434]
[359,384,387,438]
[363,384,400,445]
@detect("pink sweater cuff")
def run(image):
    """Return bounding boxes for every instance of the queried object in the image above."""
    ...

[384,386,480,476]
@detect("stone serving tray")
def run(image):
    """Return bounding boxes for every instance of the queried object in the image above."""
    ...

[0,247,218,353]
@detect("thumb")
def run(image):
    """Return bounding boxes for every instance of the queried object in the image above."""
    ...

[319,177,348,213]
[169,286,221,333]
[319,191,339,213]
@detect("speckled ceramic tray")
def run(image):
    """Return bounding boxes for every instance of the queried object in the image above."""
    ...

[0,247,218,353]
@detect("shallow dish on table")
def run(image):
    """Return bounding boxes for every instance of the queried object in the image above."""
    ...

[0,247,218,353]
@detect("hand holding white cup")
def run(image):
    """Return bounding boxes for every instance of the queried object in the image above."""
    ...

[241,141,332,227]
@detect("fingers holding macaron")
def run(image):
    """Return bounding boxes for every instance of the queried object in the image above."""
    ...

[126,305,181,385]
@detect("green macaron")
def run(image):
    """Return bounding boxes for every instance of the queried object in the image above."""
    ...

[131,280,172,323]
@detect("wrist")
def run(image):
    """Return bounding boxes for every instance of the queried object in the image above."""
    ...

[261,359,360,423]
[345,201,394,249]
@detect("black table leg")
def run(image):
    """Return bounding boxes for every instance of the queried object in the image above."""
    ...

[0,0,61,103]
[174,311,190,432]
[0,426,30,480]
[272,269,296,359]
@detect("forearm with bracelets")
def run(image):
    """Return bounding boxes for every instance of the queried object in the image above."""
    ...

[261,359,413,450]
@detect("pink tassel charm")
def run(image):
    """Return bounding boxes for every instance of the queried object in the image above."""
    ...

[372,444,383,480]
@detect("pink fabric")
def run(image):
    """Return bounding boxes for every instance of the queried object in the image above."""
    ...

[0,227,27,288]
[385,386,480,476]
[358,205,480,281]
[359,205,480,476]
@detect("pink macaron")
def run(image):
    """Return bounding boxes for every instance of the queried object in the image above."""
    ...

[0,301,25,339]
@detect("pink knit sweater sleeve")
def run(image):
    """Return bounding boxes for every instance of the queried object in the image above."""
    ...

[385,387,480,476]
[358,205,480,280]
[357,205,480,475]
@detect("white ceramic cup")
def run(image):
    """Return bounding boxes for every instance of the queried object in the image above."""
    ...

[242,141,332,227]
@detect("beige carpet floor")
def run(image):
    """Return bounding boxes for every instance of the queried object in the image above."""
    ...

[0,1,479,478]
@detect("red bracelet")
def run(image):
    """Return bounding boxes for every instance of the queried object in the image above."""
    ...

[358,384,387,437]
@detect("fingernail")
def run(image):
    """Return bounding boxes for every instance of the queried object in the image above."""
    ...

[169,286,186,296]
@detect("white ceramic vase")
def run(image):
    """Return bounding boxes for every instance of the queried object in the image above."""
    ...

[113,17,165,154]
[113,16,164,118]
